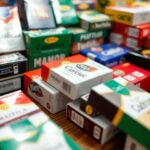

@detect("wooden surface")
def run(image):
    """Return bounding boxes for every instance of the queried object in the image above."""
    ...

[38,104,126,150]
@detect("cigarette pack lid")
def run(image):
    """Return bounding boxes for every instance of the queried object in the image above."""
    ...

[78,10,111,23]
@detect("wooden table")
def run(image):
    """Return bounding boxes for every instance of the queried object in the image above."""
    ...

[39,104,126,150]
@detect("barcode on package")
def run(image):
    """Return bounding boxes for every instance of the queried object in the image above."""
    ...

[71,110,84,128]
[0,78,21,94]
[62,82,71,94]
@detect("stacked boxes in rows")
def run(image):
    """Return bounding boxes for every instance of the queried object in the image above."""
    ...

[24,69,71,114]
[105,5,150,51]
[0,90,81,150]
[0,6,27,94]
[40,54,120,144]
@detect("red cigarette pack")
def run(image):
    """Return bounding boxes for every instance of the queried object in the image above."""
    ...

[112,62,150,91]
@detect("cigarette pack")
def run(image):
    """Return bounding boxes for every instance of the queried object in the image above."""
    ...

[67,100,119,144]
[42,54,112,100]
[110,32,142,51]
[0,111,81,150]
[72,0,95,11]
[68,27,108,43]
[105,6,150,26]
[112,62,150,91]
[80,43,128,67]
[24,27,71,56]
[112,22,150,39]
[80,94,99,117]
[88,77,150,149]
[0,0,14,6]
[78,10,112,30]
[124,136,146,150]
[28,50,69,70]
[126,50,150,70]
[0,53,27,79]
[0,74,23,95]
[0,90,40,127]
[71,38,104,55]
[17,0,56,30]
[51,0,79,26]
[0,6,25,53]
[24,69,71,114]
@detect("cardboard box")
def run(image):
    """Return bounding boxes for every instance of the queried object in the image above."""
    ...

[112,62,150,91]
[71,38,104,55]
[78,10,112,30]
[0,111,81,150]
[124,136,146,150]
[0,0,14,6]
[28,50,69,70]
[24,27,71,56]
[0,6,25,53]
[51,0,79,26]
[80,43,128,68]
[0,52,27,79]
[88,77,150,149]
[17,0,56,30]
[24,69,71,114]
[67,100,119,144]
[105,6,150,26]
[42,54,112,100]
[80,94,99,117]
[110,32,142,51]
[126,50,150,70]
[0,74,23,95]
[0,90,40,127]
[72,0,95,11]
[112,22,150,39]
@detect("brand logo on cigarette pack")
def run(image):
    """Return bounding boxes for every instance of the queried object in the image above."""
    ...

[76,64,97,72]
[44,37,59,44]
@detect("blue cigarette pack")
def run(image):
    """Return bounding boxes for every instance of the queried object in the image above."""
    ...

[80,43,128,68]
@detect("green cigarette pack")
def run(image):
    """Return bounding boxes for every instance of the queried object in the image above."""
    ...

[51,0,79,26]
[24,27,72,56]
[28,50,70,70]
[68,27,108,42]
[0,112,81,150]
[88,77,150,149]
[78,10,112,30]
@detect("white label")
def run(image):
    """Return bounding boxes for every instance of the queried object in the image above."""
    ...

[126,38,138,49]
[93,126,101,140]
[71,110,84,128]
[127,28,139,38]
[124,75,136,81]
[132,71,144,78]
[110,33,123,45]
[0,78,21,94]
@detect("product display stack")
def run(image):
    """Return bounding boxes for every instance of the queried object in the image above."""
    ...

[0,0,150,150]
[105,4,150,51]
[0,2,27,95]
